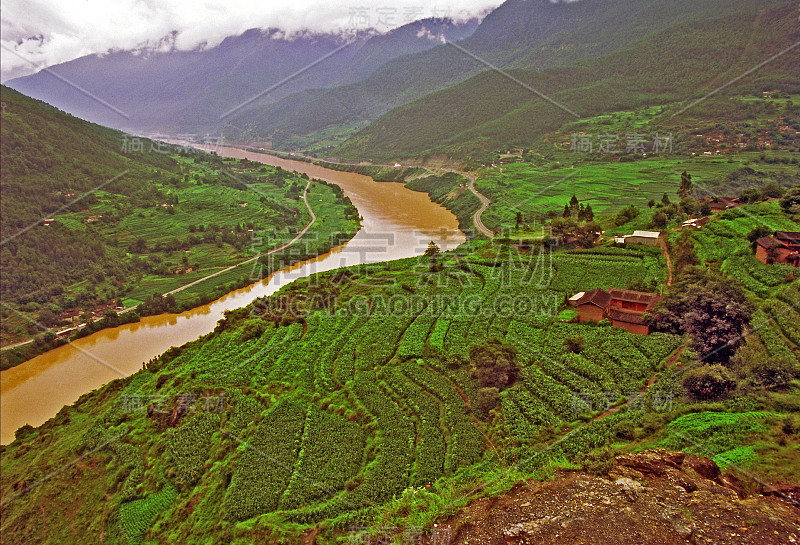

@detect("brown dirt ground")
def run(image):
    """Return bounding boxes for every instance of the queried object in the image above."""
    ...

[427,450,800,545]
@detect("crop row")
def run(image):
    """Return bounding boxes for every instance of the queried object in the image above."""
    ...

[397,302,437,359]
[166,412,221,487]
[314,315,364,391]
[214,324,296,386]
[548,256,651,293]
[355,316,412,371]
[347,379,414,507]
[279,406,365,510]
[721,255,795,297]
[753,309,795,360]
[766,300,800,349]
[400,360,483,472]
[120,485,178,545]
[381,369,446,487]
[518,365,576,420]
[502,386,561,444]
[223,399,307,520]
[228,392,265,432]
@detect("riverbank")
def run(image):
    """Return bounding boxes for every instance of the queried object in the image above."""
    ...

[1,149,464,444]
[0,177,360,371]
[245,148,492,237]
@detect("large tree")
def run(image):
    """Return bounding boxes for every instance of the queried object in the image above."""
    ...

[678,170,693,198]
[650,269,752,364]
[746,226,773,251]
[469,339,518,390]
[779,186,800,215]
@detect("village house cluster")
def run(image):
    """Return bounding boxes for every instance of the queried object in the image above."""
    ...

[567,288,662,335]
[755,231,800,268]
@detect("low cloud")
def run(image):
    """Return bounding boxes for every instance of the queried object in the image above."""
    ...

[1,0,500,81]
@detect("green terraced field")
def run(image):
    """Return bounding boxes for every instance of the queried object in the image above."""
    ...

[2,203,798,544]
[473,152,798,232]
[1,239,692,542]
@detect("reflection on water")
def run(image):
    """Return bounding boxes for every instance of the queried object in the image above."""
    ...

[0,147,464,444]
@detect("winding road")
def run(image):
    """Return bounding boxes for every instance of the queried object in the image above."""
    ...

[465,174,493,238]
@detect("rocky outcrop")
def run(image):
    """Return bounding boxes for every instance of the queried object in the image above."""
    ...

[763,483,800,507]
[435,450,800,545]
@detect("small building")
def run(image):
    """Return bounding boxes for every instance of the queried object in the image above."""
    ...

[681,217,709,230]
[620,230,661,247]
[699,196,741,211]
[57,308,82,323]
[567,288,662,335]
[607,289,662,335]
[567,288,611,323]
[755,231,800,268]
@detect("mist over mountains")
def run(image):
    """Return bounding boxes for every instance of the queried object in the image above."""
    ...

[6,0,798,158]
[6,17,479,136]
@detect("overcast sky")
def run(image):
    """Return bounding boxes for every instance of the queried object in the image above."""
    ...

[0,0,505,81]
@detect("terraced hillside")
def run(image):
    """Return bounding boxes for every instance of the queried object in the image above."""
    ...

[3,200,799,544]
[0,87,361,365]
[1,239,688,542]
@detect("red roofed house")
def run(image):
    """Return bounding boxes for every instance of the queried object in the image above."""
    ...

[699,196,741,211]
[755,231,800,268]
[567,288,611,323]
[567,288,662,335]
[606,289,663,335]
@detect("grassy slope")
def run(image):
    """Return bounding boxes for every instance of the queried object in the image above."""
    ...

[2,200,798,543]
[0,88,360,358]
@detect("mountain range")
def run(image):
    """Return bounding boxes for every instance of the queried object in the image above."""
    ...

[6,18,478,137]
[6,0,799,159]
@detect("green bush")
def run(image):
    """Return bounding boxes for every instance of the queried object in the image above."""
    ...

[682,365,736,400]
[751,358,800,391]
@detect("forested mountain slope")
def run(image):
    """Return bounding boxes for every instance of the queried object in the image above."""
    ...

[334,2,800,161]
[5,19,478,135]
[225,0,793,150]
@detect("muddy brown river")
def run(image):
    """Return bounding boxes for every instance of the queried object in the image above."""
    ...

[0,148,464,444]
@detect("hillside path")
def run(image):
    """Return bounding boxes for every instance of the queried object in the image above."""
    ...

[464,173,493,238]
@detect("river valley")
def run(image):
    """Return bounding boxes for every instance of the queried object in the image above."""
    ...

[0,148,464,444]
